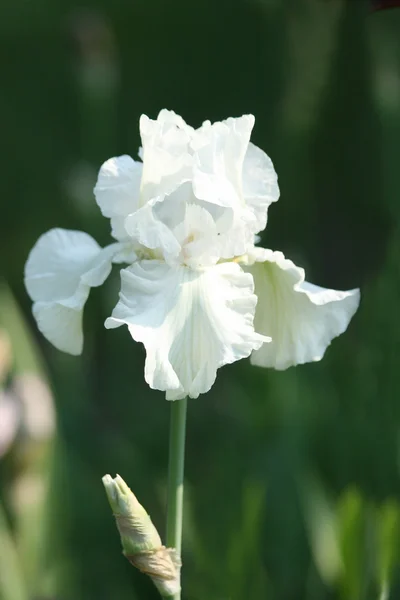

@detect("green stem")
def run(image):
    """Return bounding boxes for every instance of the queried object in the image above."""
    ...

[165,398,187,600]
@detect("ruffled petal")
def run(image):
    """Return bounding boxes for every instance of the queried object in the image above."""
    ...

[105,261,269,399]
[191,115,278,256]
[192,115,255,210]
[124,196,182,259]
[242,142,280,233]
[125,184,221,266]
[139,111,193,204]
[156,109,195,136]
[25,229,114,354]
[214,206,256,258]
[172,203,220,268]
[246,249,360,369]
[94,155,143,240]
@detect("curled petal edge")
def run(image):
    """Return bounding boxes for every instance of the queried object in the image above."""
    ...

[244,248,360,370]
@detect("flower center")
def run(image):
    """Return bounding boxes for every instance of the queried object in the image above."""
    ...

[179,230,206,267]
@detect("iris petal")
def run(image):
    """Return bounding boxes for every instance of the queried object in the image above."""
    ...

[106,260,269,399]
[24,229,115,354]
[246,249,360,369]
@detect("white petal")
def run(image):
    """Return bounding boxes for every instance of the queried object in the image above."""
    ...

[124,196,182,258]
[32,301,86,355]
[105,261,269,399]
[125,182,221,265]
[242,142,280,233]
[247,249,360,369]
[82,243,120,287]
[192,116,279,247]
[214,206,257,258]
[25,229,114,354]
[156,109,195,135]
[192,115,255,210]
[94,155,142,239]
[139,112,193,204]
[172,203,220,268]
[125,183,232,267]
[110,216,130,242]
[191,115,269,257]
[109,241,138,264]
[25,229,111,305]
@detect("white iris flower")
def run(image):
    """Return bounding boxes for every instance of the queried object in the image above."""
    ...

[24,110,360,399]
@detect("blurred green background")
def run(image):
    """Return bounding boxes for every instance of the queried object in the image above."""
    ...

[1,0,400,598]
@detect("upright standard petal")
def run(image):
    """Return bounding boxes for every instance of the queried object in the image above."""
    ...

[94,155,143,240]
[105,261,269,399]
[192,115,255,210]
[139,111,193,204]
[242,142,280,233]
[191,115,279,256]
[245,249,360,370]
[25,229,114,354]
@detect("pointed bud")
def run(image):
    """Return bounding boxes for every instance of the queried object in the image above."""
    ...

[102,474,181,597]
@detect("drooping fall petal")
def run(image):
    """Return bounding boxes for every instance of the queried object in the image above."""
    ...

[246,249,360,370]
[105,260,269,399]
[24,229,115,354]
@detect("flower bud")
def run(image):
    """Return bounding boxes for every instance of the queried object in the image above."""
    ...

[102,474,181,597]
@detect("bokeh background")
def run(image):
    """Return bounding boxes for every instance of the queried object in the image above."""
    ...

[1,0,400,598]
